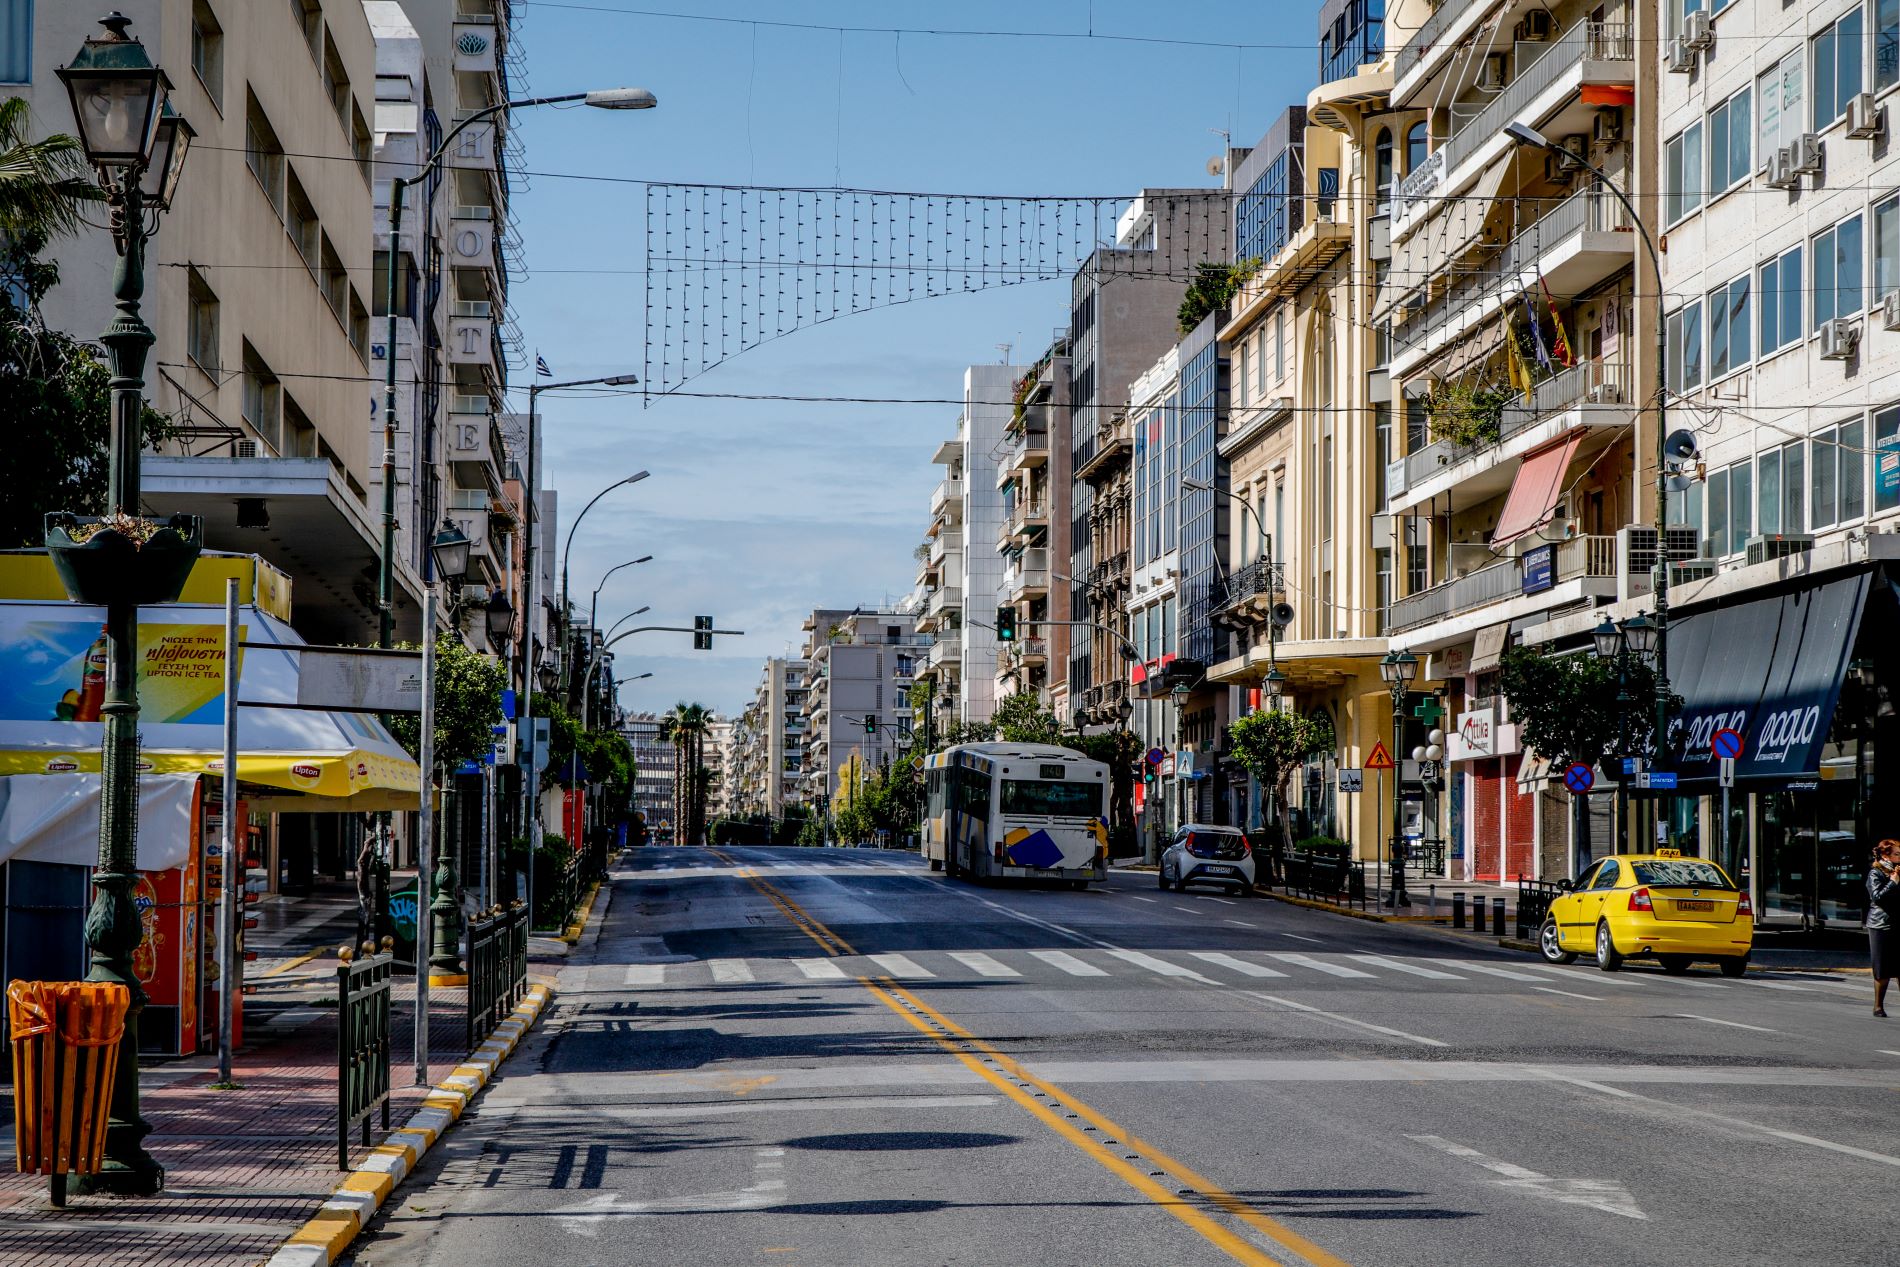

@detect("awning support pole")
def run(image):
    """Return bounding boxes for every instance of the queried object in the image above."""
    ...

[217,578,239,1087]
[416,588,437,1086]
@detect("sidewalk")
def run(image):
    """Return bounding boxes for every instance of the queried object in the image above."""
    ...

[0,882,578,1266]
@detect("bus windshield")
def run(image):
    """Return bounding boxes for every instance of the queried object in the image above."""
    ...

[1000,779,1102,818]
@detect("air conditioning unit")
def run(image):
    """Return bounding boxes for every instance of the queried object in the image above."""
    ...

[1545,152,1578,185]
[1819,317,1861,360]
[1516,10,1555,42]
[1745,534,1814,566]
[1618,525,1702,599]
[1793,133,1824,175]
[1666,37,1695,73]
[1593,108,1624,144]
[1883,290,1900,331]
[1671,560,1719,585]
[1586,382,1623,404]
[1478,53,1508,91]
[1683,10,1715,52]
[235,439,259,459]
[1559,134,1590,169]
[1846,92,1886,140]
[1763,148,1799,189]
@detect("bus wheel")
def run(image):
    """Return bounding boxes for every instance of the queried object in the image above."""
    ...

[1069,879,1088,891]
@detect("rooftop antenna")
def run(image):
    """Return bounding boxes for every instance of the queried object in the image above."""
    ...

[995,342,1013,364]
[1209,127,1233,191]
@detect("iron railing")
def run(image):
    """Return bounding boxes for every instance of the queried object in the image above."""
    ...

[466,902,530,1051]
[1385,534,1616,633]
[1211,558,1285,618]
[1516,878,1568,940]
[336,947,393,1169]
[1437,23,1634,180]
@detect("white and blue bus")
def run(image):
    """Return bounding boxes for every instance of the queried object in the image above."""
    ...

[922,742,1109,887]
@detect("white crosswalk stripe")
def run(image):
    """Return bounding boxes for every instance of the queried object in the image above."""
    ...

[1188,951,1288,979]
[1107,949,1217,983]
[792,958,847,979]
[1346,954,1464,980]
[868,953,935,979]
[1029,949,1110,977]
[624,964,666,986]
[948,951,1020,978]
[1268,952,1375,979]
[1427,958,1548,982]
[708,959,754,984]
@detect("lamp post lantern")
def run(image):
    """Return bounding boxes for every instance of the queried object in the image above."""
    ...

[1378,650,1417,908]
[1592,611,1658,853]
[55,13,198,1197]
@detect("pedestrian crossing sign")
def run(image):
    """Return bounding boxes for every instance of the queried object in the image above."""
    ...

[1366,740,1395,771]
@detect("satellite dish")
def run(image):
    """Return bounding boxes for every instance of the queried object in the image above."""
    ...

[1663,429,1700,462]
[1269,602,1296,630]
[1206,155,1225,177]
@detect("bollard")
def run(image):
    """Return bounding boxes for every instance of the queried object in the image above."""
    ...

[1428,884,1438,922]
[1492,897,1507,936]
[1473,895,1488,935]
[1452,893,1466,929]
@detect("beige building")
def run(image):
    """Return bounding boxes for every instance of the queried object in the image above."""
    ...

[995,340,1071,714]
[797,610,924,809]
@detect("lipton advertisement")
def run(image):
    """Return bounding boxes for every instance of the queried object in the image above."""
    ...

[0,620,241,725]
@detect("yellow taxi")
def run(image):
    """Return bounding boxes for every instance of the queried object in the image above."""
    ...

[1539,849,1754,976]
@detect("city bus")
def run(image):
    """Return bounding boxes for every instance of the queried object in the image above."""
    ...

[922,742,1110,887]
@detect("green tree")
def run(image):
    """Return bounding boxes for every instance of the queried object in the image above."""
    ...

[0,97,93,244]
[383,638,506,769]
[992,690,1062,745]
[1066,726,1141,849]
[1228,708,1336,853]
[1177,257,1261,334]
[658,702,712,845]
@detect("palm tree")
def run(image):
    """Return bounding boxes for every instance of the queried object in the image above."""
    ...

[658,703,713,845]
[0,97,93,250]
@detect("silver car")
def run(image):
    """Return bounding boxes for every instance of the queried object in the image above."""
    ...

[1159,824,1256,895]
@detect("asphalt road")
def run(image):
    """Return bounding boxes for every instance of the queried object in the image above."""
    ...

[351,846,1900,1267]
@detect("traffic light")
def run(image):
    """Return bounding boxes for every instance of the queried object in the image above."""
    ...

[996,606,1016,641]
[693,615,712,650]
[863,714,878,735]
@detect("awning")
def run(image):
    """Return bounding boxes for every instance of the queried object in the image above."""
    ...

[1491,430,1584,546]
[0,598,420,813]
[1387,157,1513,315]
[0,773,197,870]
[1469,623,1511,675]
[1666,571,1871,784]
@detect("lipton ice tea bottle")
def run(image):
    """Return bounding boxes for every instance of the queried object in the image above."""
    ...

[75,628,108,722]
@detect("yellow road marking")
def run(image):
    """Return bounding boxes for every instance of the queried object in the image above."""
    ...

[723,864,1349,1267]
[262,948,323,978]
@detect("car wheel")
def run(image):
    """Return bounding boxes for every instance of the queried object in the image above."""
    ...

[1235,883,1253,898]
[1540,919,1577,965]
[1157,866,1171,891]
[1595,921,1624,972]
[1719,956,1749,978]
[1659,955,1692,975]
[1069,879,1088,891]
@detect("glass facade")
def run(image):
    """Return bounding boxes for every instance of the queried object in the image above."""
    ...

[1178,339,1224,667]
[1236,149,1302,264]
[1319,0,1384,85]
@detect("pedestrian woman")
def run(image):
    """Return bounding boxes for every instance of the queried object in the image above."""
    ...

[1869,841,1900,1017]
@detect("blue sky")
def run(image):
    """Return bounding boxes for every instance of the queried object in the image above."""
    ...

[508,1,1321,718]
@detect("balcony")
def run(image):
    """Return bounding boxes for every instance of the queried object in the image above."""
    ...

[1392,187,1634,378]
[1394,21,1634,228]
[1003,547,1050,600]
[1000,496,1049,546]
[1392,0,1498,106]
[1384,359,1634,512]
[1001,425,1048,480]
[1210,559,1286,625]
[930,476,964,523]
[925,584,962,621]
[1386,534,1616,638]
[1002,637,1049,669]
[447,205,500,279]
[1231,199,1352,318]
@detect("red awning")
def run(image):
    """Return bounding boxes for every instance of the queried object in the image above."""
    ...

[1491,431,1584,547]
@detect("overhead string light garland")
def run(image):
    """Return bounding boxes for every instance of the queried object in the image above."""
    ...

[641,183,1232,401]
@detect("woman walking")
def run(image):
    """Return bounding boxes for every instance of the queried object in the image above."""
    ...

[1869,841,1900,1017]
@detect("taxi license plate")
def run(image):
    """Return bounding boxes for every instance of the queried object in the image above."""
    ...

[1675,899,1714,912]
[1205,865,1233,875]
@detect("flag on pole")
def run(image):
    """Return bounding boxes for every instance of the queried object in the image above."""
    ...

[1505,316,1534,401]
[535,354,552,377]
[1538,274,1575,368]
[1520,287,1553,374]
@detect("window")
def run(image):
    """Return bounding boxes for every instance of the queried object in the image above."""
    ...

[1404,121,1428,174]
[1757,51,1805,157]
[280,393,316,458]
[244,94,285,215]
[1707,275,1750,379]
[1233,341,1248,408]
[348,289,370,362]
[1877,405,1900,514]
[1812,214,1865,329]
[0,0,31,84]
[186,269,219,372]
[319,234,347,322]
[291,0,321,59]
[1813,7,1865,128]
[1757,441,1805,536]
[1759,245,1803,356]
[1374,129,1393,204]
[286,169,318,268]
[321,28,351,129]
[190,2,222,109]
[1708,88,1750,194]
[1706,462,1755,555]
[351,101,372,183]
[1665,124,1703,224]
[1272,307,1286,381]
[1590,860,1622,890]
[1812,419,1867,528]
[240,343,282,450]
[1881,0,1899,91]
[1667,300,1703,396]
[1000,779,1104,819]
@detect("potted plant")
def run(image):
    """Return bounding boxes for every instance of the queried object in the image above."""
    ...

[1424,382,1510,451]
[44,511,203,606]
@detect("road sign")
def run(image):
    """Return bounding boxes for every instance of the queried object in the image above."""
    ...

[1621,757,1644,775]
[1636,771,1678,790]
[1563,763,1595,795]
[1712,727,1745,760]
[1337,768,1364,793]
[1145,747,1166,767]
[1718,756,1735,788]
[1366,740,1395,772]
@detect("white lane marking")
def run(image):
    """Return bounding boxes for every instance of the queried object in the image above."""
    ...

[1130,896,1158,904]
[948,951,1020,978]
[1409,1135,1646,1220]
[868,953,934,979]
[1207,897,1237,906]
[708,959,754,984]
[792,958,847,980]
[588,1094,999,1119]
[1267,952,1375,979]
[1189,951,1289,979]
[1106,949,1218,983]
[1427,958,1548,982]
[1172,905,1199,914]
[1533,986,1605,1002]
[1248,993,1449,1047]
[1535,1070,1900,1170]
[1225,919,1258,928]
[557,1146,788,1233]
[1029,949,1109,977]
[1880,1050,1900,1058]
[1673,1013,1779,1034]
[1521,964,1639,986]
[1277,932,1324,944]
[623,964,666,986]
[1345,954,1463,980]
[1743,979,1819,992]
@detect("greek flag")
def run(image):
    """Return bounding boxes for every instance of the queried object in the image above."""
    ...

[535,354,552,377]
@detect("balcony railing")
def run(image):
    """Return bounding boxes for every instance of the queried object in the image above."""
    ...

[1398,0,1469,76]
[1004,497,1048,539]
[1386,535,1615,634]
[1211,559,1286,619]
[1435,22,1633,190]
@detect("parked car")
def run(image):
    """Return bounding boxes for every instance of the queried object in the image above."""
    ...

[1159,824,1255,896]
[1539,850,1753,975]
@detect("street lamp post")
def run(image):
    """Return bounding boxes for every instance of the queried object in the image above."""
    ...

[55,13,195,1197]
[424,522,474,980]
[1593,611,1658,853]
[558,471,651,695]
[1379,650,1418,908]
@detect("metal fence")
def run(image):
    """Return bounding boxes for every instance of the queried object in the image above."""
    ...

[336,947,392,1169]
[466,902,530,1052]
[1516,878,1568,940]
[1277,847,1368,910]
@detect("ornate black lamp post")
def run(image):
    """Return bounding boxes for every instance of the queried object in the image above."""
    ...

[425,521,473,981]
[52,13,196,1197]
[1593,611,1658,851]
[1378,649,1418,908]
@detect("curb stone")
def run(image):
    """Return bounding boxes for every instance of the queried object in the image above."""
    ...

[261,981,557,1265]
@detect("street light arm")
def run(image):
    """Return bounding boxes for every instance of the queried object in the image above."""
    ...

[589,556,653,631]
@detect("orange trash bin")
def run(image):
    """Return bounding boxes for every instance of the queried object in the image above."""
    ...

[8,981,131,1207]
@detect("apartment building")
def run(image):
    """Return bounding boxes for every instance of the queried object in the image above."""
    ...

[914,436,967,721]
[797,610,924,809]
[622,712,675,842]
[705,718,734,821]
[995,339,1072,716]
[731,657,809,819]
